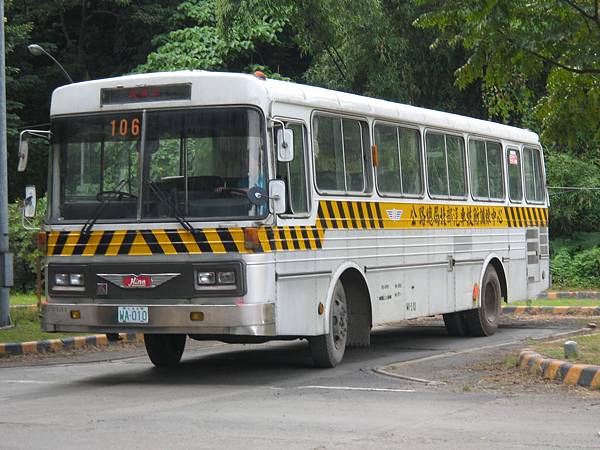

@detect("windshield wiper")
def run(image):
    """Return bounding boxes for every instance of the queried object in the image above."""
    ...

[81,179,128,235]
[145,179,197,235]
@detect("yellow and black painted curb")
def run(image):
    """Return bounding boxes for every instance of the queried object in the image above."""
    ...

[46,201,548,257]
[544,291,600,299]
[503,306,600,316]
[0,333,143,357]
[9,304,38,312]
[502,306,600,316]
[519,350,600,389]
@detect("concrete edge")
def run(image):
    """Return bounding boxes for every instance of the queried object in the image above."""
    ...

[543,291,600,299]
[9,304,38,311]
[503,306,600,316]
[518,349,600,389]
[0,333,144,356]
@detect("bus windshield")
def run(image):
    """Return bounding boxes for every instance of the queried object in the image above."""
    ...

[51,107,266,222]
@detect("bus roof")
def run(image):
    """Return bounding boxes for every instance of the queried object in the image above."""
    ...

[50,70,539,144]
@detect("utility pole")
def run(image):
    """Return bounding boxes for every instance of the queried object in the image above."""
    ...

[0,0,13,328]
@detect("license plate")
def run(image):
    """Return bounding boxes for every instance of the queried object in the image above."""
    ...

[117,306,149,324]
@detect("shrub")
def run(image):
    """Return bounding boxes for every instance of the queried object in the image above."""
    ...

[8,197,46,293]
[550,246,600,289]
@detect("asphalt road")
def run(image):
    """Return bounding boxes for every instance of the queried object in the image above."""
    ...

[1,321,598,449]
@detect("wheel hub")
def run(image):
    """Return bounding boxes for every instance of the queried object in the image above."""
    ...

[332,296,348,350]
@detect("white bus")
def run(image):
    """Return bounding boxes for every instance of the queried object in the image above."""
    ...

[22,71,549,367]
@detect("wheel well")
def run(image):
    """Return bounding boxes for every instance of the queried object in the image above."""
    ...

[339,268,372,347]
[488,258,508,302]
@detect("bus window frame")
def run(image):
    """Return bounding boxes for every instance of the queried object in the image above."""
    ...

[424,128,468,201]
[372,119,424,200]
[506,145,524,204]
[272,117,312,218]
[311,111,372,197]
[467,136,505,203]
[522,144,546,205]
[47,104,271,225]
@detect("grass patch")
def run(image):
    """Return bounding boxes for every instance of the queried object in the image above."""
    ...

[534,333,600,366]
[0,309,76,344]
[9,292,40,305]
[510,299,600,307]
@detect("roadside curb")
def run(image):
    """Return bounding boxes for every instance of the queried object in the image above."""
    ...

[518,349,600,389]
[9,304,38,312]
[503,306,600,316]
[0,333,144,357]
[542,291,600,299]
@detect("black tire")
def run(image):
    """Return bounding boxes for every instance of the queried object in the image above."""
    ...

[443,311,469,336]
[144,334,186,368]
[106,333,121,342]
[464,266,502,337]
[309,281,348,368]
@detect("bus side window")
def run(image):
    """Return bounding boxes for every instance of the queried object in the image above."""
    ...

[275,123,309,214]
[446,135,467,197]
[313,115,367,194]
[507,147,523,202]
[468,139,504,201]
[375,123,422,196]
[426,131,466,199]
[523,146,544,203]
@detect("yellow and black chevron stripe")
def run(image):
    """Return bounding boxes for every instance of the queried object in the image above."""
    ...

[47,226,325,256]
[47,201,548,256]
[316,200,548,230]
[503,206,548,228]
[48,228,249,256]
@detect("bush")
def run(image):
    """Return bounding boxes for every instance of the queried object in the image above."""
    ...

[550,246,600,289]
[8,197,46,293]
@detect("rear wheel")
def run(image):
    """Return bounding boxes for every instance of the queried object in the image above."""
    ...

[443,311,469,336]
[144,334,186,368]
[309,281,348,368]
[464,266,502,336]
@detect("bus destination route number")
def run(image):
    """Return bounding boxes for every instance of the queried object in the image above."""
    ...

[110,118,140,137]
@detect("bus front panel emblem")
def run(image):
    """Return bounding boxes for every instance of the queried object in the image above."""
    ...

[97,273,180,289]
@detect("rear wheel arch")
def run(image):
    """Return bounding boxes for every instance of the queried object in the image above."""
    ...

[480,255,508,303]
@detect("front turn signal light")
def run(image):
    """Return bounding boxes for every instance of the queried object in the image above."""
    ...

[190,311,204,321]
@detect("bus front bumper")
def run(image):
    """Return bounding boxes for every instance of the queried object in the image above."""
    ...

[41,302,276,336]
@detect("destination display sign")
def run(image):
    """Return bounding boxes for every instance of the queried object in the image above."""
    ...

[100,83,191,105]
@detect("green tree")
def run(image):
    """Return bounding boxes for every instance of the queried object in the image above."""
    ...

[216,0,485,116]
[5,0,181,202]
[136,0,298,78]
[414,0,600,156]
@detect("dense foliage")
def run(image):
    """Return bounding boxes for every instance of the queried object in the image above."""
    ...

[8,197,46,292]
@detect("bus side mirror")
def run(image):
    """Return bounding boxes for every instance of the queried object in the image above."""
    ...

[276,128,294,162]
[269,179,287,214]
[17,137,29,172]
[247,181,287,215]
[17,129,52,172]
[24,185,37,218]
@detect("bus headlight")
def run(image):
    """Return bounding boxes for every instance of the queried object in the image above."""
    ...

[217,271,235,285]
[197,272,216,285]
[193,263,246,296]
[69,273,85,286]
[54,273,69,286]
[54,272,85,289]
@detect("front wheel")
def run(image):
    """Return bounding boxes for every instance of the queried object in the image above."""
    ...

[464,266,502,336]
[309,281,348,368]
[144,334,186,368]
